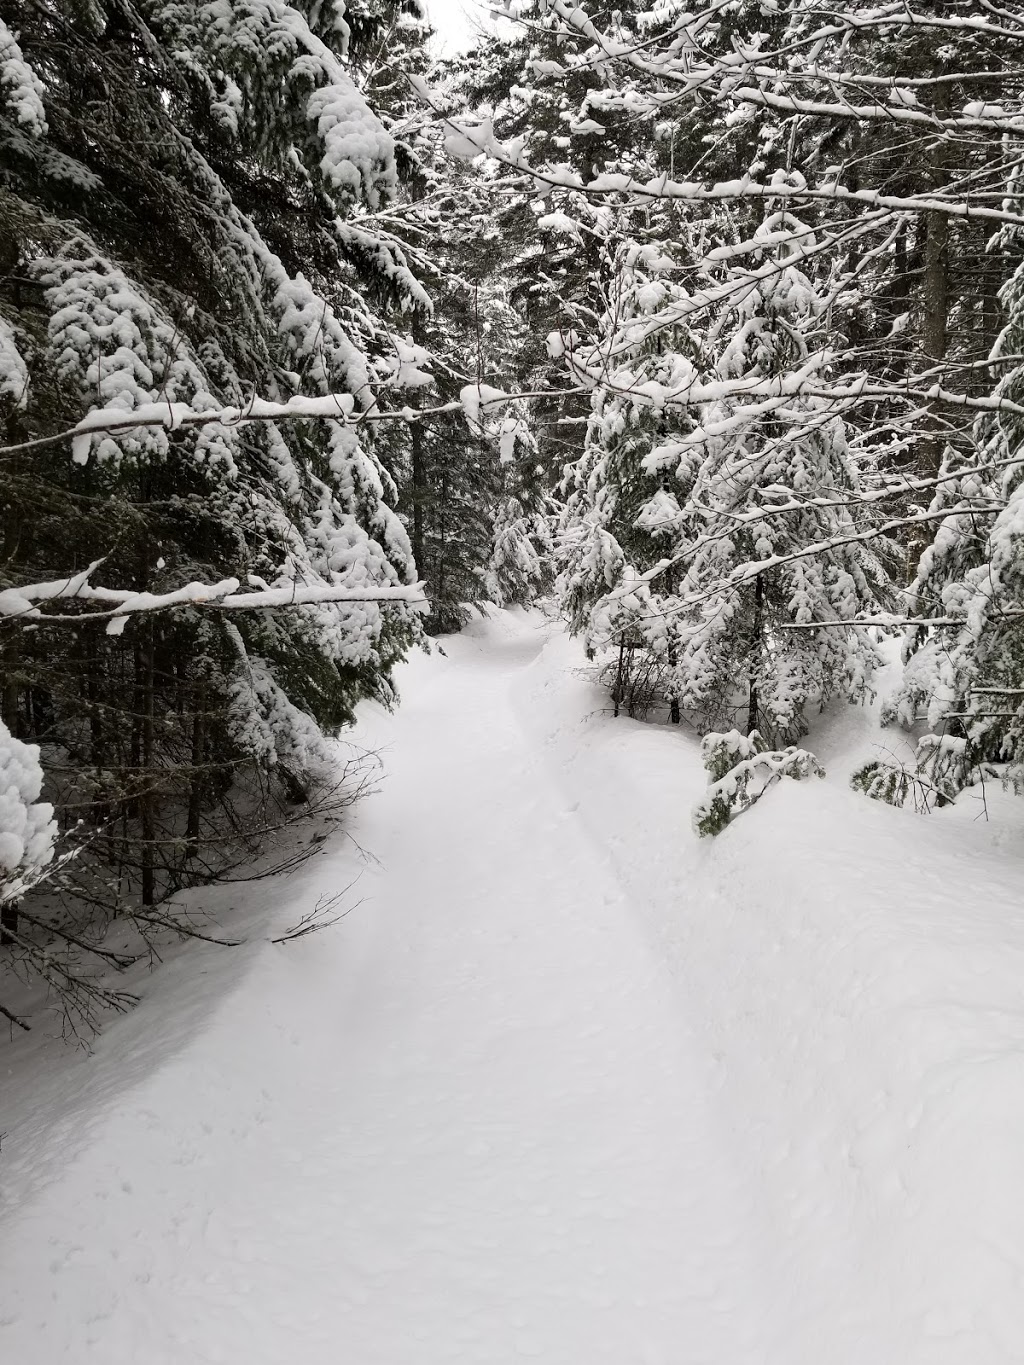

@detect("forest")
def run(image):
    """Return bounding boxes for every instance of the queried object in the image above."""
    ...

[3,0,1023,1024]
[4,1,1024,1360]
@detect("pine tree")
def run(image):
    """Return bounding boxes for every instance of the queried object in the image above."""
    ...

[0,0,432,922]
[666,208,890,740]
[373,69,555,631]
[888,216,1024,796]
[558,199,891,738]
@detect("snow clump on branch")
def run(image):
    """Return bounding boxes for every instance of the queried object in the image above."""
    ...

[0,722,56,902]
[0,19,46,138]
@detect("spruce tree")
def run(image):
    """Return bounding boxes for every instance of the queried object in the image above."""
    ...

[0,0,432,917]
[558,201,891,738]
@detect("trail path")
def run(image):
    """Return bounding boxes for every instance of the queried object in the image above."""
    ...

[0,614,771,1364]
[7,611,1024,1363]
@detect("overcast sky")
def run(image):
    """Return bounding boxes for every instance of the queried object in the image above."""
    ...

[423,0,492,54]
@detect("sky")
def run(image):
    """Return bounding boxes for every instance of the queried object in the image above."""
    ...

[423,0,492,54]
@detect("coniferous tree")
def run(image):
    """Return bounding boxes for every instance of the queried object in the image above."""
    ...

[454,0,1024,767]
[887,214,1024,798]
[558,199,891,738]
[0,0,433,939]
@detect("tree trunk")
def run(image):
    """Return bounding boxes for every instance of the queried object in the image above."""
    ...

[613,635,625,718]
[185,683,205,859]
[907,86,951,580]
[1,432,22,739]
[747,575,764,737]
[136,627,156,906]
[920,203,949,481]
[86,634,104,768]
[664,564,680,723]
[410,419,426,575]
[919,79,951,484]
[0,901,18,948]
[437,468,449,606]
[2,634,20,739]
[409,307,427,577]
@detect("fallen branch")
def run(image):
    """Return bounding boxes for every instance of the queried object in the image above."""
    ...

[271,881,363,943]
[0,1001,30,1032]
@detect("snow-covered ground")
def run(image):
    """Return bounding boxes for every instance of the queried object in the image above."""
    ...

[2,610,1024,1363]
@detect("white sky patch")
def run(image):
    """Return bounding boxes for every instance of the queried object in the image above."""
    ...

[424,0,505,53]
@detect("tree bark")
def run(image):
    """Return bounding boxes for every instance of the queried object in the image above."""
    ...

[410,419,426,575]
[920,203,949,481]
[0,901,18,948]
[185,683,205,859]
[919,81,951,484]
[409,307,428,577]
[136,626,156,906]
[2,422,23,739]
[2,634,20,739]
[747,575,764,737]
[437,467,449,605]
[613,635,625,718]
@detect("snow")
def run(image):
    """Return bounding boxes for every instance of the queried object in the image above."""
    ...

[3,612,1024,1361]
[306,75,397,208]
[0,314,28,407]
[443,115,495,161]
[61,390,462,467]
[568,117,605,135]
[535,209,581,238]
[0,720,55,896]
[157,0,395,207]
[0,562,425,625]
[376,337,434,390]
[0,18,46,138]
[459,380,509,427]
[226,650,339,782]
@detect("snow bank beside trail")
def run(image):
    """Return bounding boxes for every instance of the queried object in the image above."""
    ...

[691,784,1024,1364]
[0,890,286,1223]
[512,623,1024,1365]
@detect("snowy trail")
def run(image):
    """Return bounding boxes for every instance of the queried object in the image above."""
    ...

[10,611,1024,1363]
[0,614,772,1364]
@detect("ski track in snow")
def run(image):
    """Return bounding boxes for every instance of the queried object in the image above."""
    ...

[3,609,1024,1363]
[0,612,769,1363]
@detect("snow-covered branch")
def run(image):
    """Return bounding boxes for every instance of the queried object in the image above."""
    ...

[0,393,466,463]
[0,562,426,632]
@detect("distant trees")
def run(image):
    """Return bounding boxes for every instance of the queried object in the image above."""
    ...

[559,204,890,741]
[372,76,554,631]
[441,0,1024,789]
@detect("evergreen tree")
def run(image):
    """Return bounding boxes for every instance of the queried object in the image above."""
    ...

[559,200,891,738]
[0,0,432,919]
[455,0,1024,760]
[888,216,1024,797]
[375,76,554,631]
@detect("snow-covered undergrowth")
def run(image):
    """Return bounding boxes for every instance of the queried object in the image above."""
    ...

[1,610,1023,1363]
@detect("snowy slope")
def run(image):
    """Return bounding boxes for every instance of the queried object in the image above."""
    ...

[513,625,1024,1364]
[2,610,1024,1363]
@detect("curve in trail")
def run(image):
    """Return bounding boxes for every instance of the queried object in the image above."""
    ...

[0,611,771,1364]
